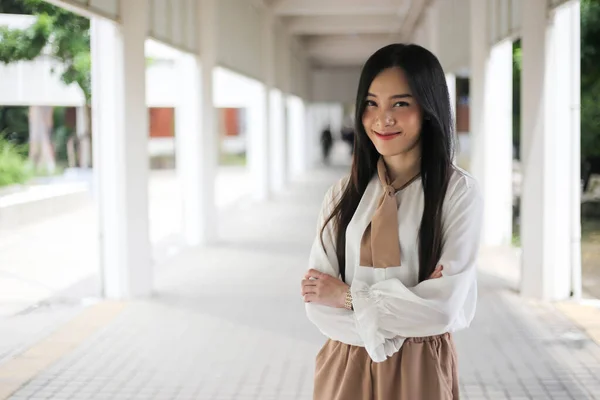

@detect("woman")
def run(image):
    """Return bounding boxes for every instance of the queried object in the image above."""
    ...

[301,43,483,399]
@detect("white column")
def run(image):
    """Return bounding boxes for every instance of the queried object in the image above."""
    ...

[76,106,91,168]
[175,52,216,246]
[485,41,513,246]
[247,83,269,200]
[90,0,151,298]
[520,0,580,300]
[248,11,274,201]
[567,1,582,299]
[287,96,304,179]
[469,0,487,199]
[445,73,457,134]
[198,0,218,242]
[470,0,513,248]
[270,89,286,193]
[425,3,439,55]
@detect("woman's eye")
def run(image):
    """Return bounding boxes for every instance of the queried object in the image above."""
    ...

[394,101,410,107]
[365,100,377,107]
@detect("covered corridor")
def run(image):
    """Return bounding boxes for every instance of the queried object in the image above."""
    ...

[30,0,582,303]
[0,0,595,399]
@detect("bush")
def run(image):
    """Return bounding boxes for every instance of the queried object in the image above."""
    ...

[0,136,33,187]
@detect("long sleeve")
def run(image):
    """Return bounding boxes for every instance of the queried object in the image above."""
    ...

[304,177,364,346]
[351,174,483,361]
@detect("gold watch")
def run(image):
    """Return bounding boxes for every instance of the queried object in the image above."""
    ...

[344,288,353,311]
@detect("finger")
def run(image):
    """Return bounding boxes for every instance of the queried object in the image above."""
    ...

[429,265,443,276]
[300,285,318,295]
[304,293,318,303]
[301,279,317,288]
[428,269,440,278]
[305,269,323,279]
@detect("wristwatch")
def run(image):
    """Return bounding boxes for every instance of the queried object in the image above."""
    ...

[344,288,354,311]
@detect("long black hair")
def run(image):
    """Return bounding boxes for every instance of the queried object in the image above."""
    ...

[320,43,455,283]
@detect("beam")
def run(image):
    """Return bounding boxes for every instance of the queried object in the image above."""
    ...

[286,15,402,35]
[305,34,398,58]
[273,0,407,16]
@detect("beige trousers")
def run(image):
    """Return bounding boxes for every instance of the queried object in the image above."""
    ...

[313,333,459,400]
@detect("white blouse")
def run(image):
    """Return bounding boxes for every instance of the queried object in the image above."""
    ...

[305,167,483,363]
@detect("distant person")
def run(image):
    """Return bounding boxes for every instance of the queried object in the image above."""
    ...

[320,126,333,165]
[341,126,355,155]
[301,44,483,399]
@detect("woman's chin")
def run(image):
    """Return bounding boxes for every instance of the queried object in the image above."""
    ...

[374,145,405,157]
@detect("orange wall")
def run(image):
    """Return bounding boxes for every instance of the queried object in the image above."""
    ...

[149,108,174,138]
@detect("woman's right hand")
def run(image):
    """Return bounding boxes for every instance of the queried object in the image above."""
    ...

[428,265,443,279]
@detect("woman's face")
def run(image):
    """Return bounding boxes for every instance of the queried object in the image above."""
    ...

[362,67,423,157]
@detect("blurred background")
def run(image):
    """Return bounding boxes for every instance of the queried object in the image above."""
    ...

[0,0,598,399]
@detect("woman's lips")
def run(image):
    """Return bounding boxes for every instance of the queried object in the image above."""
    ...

[374,131,401,141]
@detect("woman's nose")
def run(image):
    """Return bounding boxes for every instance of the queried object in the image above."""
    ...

[376,111,396,128]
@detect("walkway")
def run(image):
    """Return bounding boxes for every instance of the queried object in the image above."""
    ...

[1,166,599,400]
[0,167,251,317]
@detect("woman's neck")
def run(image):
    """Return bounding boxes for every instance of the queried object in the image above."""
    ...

[383,147,421,185]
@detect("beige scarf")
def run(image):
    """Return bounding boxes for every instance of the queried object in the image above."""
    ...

[359,158,421,268]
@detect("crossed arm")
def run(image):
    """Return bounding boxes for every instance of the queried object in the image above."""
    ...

[302,176,483,361]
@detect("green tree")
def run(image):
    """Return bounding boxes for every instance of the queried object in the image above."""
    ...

[0,0,91,168]
[513,40,522,160]
[0,0,90,101]
[581,0,600,160]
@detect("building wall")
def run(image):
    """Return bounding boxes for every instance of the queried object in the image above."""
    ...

[216,0,264,82]
[149,108,174,138]
[310,67,361,103]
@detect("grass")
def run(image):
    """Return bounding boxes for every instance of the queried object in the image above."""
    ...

[219,153,246,166]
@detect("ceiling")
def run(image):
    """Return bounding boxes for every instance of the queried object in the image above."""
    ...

[262,0,430,68]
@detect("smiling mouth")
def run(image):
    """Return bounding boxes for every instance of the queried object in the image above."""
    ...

[374,131,402,140]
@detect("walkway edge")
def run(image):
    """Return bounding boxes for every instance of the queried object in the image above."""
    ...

[556,301,600,346]
[0,301,127,399]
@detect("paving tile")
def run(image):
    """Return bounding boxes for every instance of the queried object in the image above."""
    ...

[1,166,598,400]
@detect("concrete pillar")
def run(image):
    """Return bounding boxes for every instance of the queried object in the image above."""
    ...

[445,73,457,134]
[90,0,151,298]
[248,11,275,201]
[76,106,91,168]
[175,51,217,246]
[520,0,581,300]
[470,0,513,248]
[247,83,269,200]
[567,1,582,299]
[175,0,218,244]
[287,96,306,179]
[270,89,286,192]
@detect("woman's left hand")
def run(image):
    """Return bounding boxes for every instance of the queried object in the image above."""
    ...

[301,269,349,308]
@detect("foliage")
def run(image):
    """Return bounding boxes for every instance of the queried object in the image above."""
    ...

[0,106,29,147]
[581,80,600,159]
[0,135,32,187]
[52,107,73,163]
[582,0,600,160]
[512,40,522,159]
[0,0,91,102]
